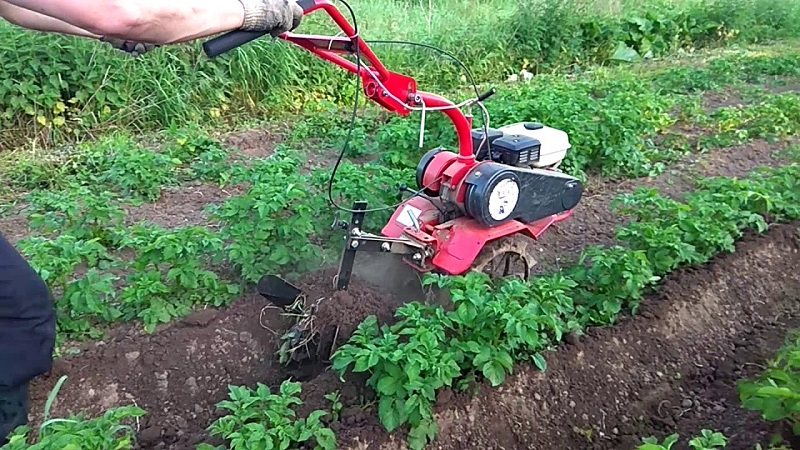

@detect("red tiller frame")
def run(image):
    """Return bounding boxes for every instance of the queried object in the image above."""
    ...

[279,0,476,162]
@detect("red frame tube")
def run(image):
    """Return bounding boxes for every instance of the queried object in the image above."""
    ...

[280,0,475,161]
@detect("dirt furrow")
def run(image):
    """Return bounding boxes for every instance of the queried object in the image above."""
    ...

[21,139,795,449]
[339,222,800,450]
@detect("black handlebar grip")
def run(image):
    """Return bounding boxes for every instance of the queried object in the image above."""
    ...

[202,0,317,58]
[203,30,268,58]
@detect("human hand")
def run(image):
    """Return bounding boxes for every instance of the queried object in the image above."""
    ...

[101,37,158,57]
[238,0,304,36]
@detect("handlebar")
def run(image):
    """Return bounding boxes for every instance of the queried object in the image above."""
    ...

[199,0,477,161]
[203,0,316,58]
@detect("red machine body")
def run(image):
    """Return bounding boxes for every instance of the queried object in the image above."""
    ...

[202,0,580,280]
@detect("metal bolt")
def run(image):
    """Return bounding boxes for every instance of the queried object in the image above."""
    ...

[351,241,359,249]
[474,171,481,177]
[413,253,422,261]
[381,243,390,252]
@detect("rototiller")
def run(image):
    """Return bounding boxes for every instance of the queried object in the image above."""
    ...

[203,0,583,305]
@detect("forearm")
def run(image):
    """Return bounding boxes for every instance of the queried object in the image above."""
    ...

[118,2,245,44]
[3,0,246,44]
[0,1,100,38]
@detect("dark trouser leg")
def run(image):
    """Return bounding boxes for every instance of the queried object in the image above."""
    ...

[0,231,56,388]
[0,382,30,446]
[0,232,54,446]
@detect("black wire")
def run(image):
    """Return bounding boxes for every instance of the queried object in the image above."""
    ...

[366,40,482,102]
[367,39,490,150]
[325,0,486,215]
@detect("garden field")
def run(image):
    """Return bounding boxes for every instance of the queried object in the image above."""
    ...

[1,0,800,449]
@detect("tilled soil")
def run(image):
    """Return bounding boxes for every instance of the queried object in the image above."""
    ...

[19,138,798,449]
[277,222,800,450]
[405,222,800,450]
[25,277,399,450]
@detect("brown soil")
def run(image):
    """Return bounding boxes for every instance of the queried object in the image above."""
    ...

[17,137,797,449]
[703,88,747,113]
[0,212,29,246]
[29,294,294,449]
[372,222,799,450]
[122,181,248,230]
[223,126,287,160]
[285,271,408,363]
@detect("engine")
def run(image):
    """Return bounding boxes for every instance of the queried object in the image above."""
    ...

[472,122,571,169]
[462,121,582,228]
[413,121,583,229]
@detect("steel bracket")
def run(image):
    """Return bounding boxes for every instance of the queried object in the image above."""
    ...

[334,201,429,290]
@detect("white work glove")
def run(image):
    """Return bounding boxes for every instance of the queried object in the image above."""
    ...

[101,37,158,57]
[237,0,303,36]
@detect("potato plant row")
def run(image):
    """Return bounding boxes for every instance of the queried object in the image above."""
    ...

[329,163,800,449]
[5,159,796,450]
[4,48,799,344]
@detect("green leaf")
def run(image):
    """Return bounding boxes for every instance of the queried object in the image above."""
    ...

[377,375,403,396]
[611,42,641,63]
[378,396,403,432]
[482,360,507,387]
[532,353,547,372]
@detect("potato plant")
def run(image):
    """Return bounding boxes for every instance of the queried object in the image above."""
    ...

[200,381,336,450]
[331,163,800,450]
[738,332,800,436]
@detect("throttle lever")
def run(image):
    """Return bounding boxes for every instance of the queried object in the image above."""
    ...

[477,88,497,102]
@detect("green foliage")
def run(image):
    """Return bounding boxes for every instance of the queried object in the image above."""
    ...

[203,381,336,450]
[638,430,727,449]
[331,163,800,449]
[12,135,249,336]
[652,53,800,93]
[24,185,125,246]
[639,434,680,450]
[163,128,241,186]
[738,331,800,435]
[1,376,146,450]
[117,224,240,332]
[208,152,323,283]
[17,235,118,338]
[3,0,800,144]
[299,49,800,181]
[702,92,800,147]
[688,430,729,449]
[1,407,145,450]
[18,220,240,337]
[311,162,416,229]
[4,133,188,196]
[568,245,660,325]
[612,186,769,275]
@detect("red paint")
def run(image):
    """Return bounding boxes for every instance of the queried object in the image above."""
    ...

[430,212,573,275]
[381,196,442,238]
[281,0,473,158]
[280,0,576,277]
[421,151,458,194]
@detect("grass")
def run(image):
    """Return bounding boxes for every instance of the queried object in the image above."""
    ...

[1,0,800,148]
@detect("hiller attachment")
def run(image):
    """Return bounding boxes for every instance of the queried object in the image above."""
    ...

[203,0,584,306]
[257,274,302,307]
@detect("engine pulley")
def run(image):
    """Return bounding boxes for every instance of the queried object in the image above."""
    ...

[463,161,583,228]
